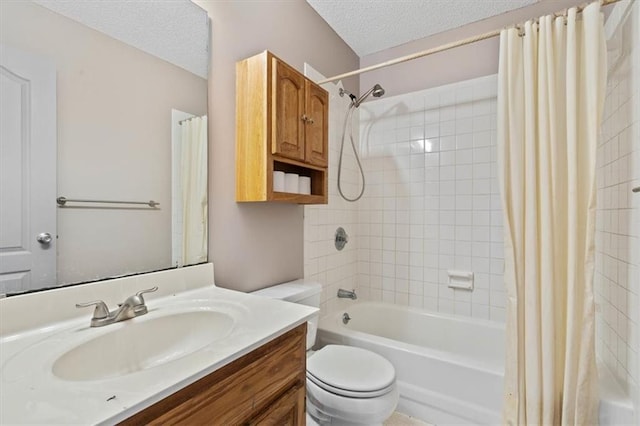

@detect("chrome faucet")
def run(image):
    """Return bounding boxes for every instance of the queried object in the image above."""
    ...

[337,288,357,300]
[76,286,158,327]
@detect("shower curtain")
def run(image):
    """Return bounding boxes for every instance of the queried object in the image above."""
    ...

[498,2,606,425]
[180,116,208,265]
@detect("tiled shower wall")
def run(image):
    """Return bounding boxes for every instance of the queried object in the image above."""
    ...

[304,66,360,314]
[355,75,506,321]
[595,0,640,412]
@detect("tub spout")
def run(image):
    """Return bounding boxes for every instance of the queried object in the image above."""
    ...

[337,288,357,300]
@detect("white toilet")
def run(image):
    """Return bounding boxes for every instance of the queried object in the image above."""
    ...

[252,280,398,425]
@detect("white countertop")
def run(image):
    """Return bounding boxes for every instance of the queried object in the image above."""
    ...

[0,283,317,425]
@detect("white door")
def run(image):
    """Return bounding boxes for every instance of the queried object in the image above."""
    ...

[0,44,56,294]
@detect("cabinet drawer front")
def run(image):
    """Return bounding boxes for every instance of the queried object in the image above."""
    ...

[304,81,328,168]
[273,59,305,162]
[247,382,305,426]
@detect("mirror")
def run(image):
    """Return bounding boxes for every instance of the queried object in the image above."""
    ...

[0,0,209,295]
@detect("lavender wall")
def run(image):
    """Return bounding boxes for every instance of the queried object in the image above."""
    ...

[194,0,359,291]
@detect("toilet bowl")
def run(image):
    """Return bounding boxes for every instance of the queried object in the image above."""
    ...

[306,345,399,425]
[252,280,398,425]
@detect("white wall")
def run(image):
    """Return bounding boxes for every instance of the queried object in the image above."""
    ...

[595,0,640,420]
[355,75,505,320]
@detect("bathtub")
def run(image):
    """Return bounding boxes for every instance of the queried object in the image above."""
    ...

[316,302,634,425]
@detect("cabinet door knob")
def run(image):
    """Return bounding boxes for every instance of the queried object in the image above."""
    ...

[301,114,308,122]
[307,117,314,124]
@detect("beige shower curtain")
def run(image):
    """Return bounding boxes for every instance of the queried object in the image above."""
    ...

[181,115,208,265]
[498,2,606,425]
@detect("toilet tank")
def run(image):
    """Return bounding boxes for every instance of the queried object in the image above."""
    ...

[251,280,321,350]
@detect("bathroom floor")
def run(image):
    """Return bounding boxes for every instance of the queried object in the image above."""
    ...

[384,412,433,425]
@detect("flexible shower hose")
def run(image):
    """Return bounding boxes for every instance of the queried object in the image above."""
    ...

[337,103,366,202]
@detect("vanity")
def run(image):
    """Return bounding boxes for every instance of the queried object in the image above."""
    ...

[0,264,316,424]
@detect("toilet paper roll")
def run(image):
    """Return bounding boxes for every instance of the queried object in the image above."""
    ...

[298,176,311,195]
[285,173,299,193]
[273,171,285,192]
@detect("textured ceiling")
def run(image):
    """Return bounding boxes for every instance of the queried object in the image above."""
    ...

[33,0,209,78]
[306,0,538,56]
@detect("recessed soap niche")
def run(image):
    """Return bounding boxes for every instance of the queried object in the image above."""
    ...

[447,270,474,291]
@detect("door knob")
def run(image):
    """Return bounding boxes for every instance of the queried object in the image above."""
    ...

[37,232,53,244]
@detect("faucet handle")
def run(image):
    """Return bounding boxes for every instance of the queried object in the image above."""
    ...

[76,300,109,319]
[135,286,158,302]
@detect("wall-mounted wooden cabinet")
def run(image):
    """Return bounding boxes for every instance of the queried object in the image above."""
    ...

[236,50,328,204]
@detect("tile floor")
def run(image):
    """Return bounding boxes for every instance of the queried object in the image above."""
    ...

[384,411,432,425]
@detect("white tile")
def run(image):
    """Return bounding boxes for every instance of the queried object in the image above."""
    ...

[441,151,456,166]
[440,136,456,151]
[473,115,493,132]
[473,99,492,116]
[440,105,456,120]
[425,123,439,139]
[409,294,424,308]
[456,103,474,119]
[326,76,512,325]
[425,109,440,124]
[472,304,490,319]
[456,195,473,210]
[456,164,473,180]
[455,118,474,134]
[456,149,474,165]
[439,115,457,135]
[456,179,473,195]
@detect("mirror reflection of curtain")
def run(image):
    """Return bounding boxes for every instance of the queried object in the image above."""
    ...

[180,116,208,265]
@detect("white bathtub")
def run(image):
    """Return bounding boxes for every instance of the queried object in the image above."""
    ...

[316,302,634,425]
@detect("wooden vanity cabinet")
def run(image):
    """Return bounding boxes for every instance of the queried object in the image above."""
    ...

[120,323,307,426]
[236,50,328,204]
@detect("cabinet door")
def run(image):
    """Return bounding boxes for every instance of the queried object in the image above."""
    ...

[272,59,305,162]
[247,383,305,426]
[304,81,328,167]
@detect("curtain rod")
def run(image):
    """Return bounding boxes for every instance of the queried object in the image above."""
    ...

[318,0,622,85]
[179,116,197,125]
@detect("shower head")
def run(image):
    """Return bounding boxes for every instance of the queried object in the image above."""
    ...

[339,84,385,107]
[354,83,385,107]
[372,84,385,97]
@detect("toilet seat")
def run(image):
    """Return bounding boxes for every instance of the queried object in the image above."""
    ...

[307,372,394,398]
[306,345,396,398]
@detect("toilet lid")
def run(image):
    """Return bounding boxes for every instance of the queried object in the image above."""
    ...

[306,345,395,397]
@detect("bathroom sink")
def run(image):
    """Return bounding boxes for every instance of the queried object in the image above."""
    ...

[52,310,234,381]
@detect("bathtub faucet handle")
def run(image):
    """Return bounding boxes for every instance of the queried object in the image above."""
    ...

[337,288,357,300]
